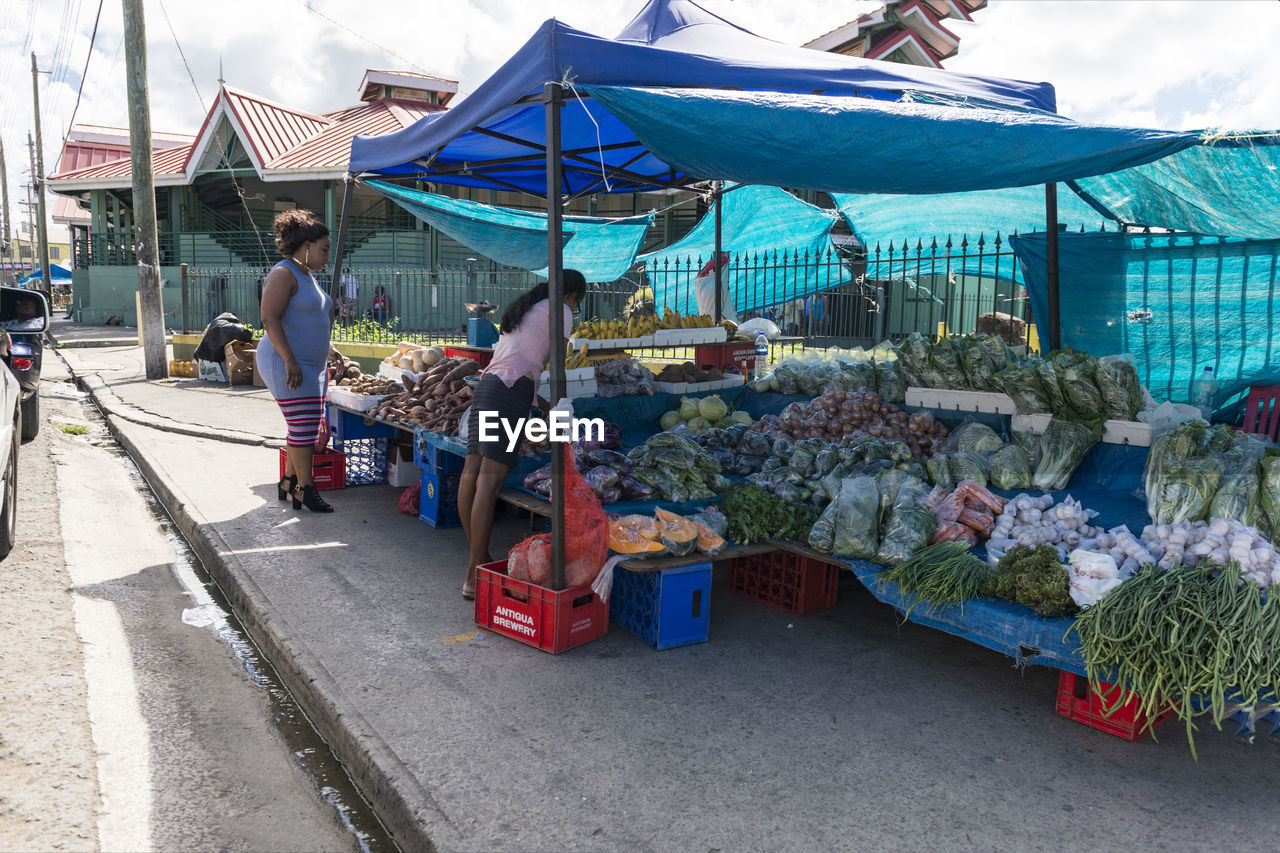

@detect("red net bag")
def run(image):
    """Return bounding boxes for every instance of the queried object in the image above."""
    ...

[506,445,609,588]
[397,482,420,516]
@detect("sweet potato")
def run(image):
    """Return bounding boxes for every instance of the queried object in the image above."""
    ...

[444,360,480,383]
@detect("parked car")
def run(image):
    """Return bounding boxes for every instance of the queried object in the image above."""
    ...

[0,286,49,557]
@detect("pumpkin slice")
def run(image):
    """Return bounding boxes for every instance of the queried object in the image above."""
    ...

[654,508,699,556]
[692,520,726,555]
[609,515,665,554]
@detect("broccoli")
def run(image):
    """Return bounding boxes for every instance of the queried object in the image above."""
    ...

[986,544,1077,618]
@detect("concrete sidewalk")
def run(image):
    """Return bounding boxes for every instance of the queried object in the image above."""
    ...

[50,322,1280,853]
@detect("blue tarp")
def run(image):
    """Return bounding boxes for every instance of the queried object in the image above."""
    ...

[638,185,849,313]
[1012,231,1280,414]
[366,180,652,282]
[1072,133,1280,240]
[18,263,72,284]
[585,85,1204,195]
[829,185,1111,252]
[349,0,1057,192]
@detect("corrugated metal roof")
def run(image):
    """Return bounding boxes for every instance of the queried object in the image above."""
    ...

[222,87,332,167]
[50,142,193,181]
[48,80,446,188]
[269,99,443,171]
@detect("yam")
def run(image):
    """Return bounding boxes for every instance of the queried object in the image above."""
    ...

[444,360,480,383]
[401,375,415,393]
[398,355,413,370]
[423,345,444,366]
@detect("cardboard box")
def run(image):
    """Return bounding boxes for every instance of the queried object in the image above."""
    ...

[224,341,256,386]
[387,442,418,487]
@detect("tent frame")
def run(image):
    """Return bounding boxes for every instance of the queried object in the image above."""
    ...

[329,82,1064,589]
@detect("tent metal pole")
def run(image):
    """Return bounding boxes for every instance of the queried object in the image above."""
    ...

[713,181,723,322]
[545,81,566,592]
[328,176,354,310]
[1044,182,1061,352]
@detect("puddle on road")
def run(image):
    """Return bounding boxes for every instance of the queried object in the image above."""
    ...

[72,385,398,853]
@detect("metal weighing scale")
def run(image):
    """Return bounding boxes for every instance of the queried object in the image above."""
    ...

[465,302,499,348]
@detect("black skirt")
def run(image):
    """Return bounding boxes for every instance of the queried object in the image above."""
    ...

[467,374,536,467]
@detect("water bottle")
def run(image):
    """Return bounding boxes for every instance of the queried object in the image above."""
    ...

[1190,366,1217,419]
[754,332,769,380]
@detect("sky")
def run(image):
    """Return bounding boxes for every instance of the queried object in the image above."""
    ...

[0,0,1278,238]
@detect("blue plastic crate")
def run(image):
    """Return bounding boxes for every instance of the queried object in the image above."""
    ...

[413,427,464,473]
[335,438,388,486]
[419,469,462,528]
[328,404,395,442]
[610,561,711,650]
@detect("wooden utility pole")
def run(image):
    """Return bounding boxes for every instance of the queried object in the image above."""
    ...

[0,139,11,283]
[122,0,167,379]
[30,53,51,297]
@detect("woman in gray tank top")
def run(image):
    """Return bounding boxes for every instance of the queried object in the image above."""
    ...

[258,210,335,512]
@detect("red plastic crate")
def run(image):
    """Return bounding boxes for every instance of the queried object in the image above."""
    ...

[1055,671,1175,741]
[443,346,494,367]
[694,341,757,375]
[278,447,345,491]
[725,550,839,616]
[475,559,608,654]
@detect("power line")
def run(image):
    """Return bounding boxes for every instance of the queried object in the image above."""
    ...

[292,0,433,77]
[62,0,105,147]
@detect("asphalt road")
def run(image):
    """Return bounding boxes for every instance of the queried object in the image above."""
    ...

[0,350,383,852]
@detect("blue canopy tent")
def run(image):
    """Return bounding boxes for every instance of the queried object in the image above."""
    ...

[18,263,72,286]
[340,0,1238,588]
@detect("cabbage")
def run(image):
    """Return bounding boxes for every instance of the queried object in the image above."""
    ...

[660,410,682,431]
[731,411,753,426]
[687,417,711,435]
[679,397,700,420]
[698,395,729,422]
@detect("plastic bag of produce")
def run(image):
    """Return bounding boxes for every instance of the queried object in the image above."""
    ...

[608,515,666,554]
[999,363,1051,414]
[654,508,699,556]
[831,354,876,393]
[926,452,954,489]
[1259,455,1280,535]
[949,450,990,487]
[876,482,938,566]
[927,337,968,389]
[988,444,1033,490]
[958,336,1002,391]
[1012,430,1042,470]
[1147,457,1222,524]
[871,341,906,403]
[808,497,838,552]
[1207,448,1266,532]
[1095,355,1143,421]
[791,444,818,478]
[1035,360,1067,414]
[831,476,881,560]
[1058,359,1105,417]
[898,332,945,388]
[948,421,1004,456]
[1033,418,1100,491]
[584,464,620,495]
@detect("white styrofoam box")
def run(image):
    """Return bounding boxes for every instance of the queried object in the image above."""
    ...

[653,329,694,347]
[386,444,418,487]
[653,375,746,395]
[905,387,1018,415]
[378,361,426,385]
[196,360,226,383]
[1011,413,1153,447]
[540,367,596,386]
[692,326,727,344]
[327,386,386,412]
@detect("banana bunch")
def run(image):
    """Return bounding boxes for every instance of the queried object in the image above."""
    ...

[565,341,591,369]
[656,307,718,329]
[571,314,661,339]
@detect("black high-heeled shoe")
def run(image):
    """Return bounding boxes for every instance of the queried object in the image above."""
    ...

[278,474,298,501]
[292,483,335,513]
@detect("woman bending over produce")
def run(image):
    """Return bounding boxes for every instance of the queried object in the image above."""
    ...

[458,271,587,599]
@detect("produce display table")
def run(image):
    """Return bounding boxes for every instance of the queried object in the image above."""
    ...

[618,542,775,572]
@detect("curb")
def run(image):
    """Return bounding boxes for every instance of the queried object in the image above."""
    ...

[64,358,447,853]
[76,373,283,448]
